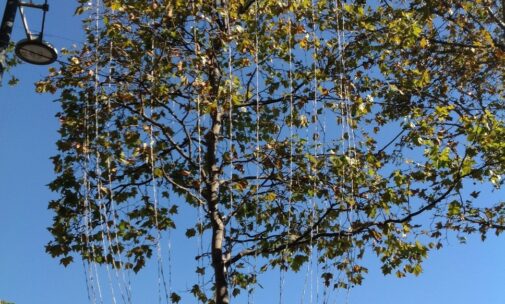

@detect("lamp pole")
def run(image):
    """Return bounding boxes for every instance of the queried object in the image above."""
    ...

[0,0,19,82]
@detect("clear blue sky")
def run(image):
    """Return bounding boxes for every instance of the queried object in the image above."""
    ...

[1,1,504,303]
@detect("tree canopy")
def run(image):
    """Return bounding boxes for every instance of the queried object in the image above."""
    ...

[40,0,505,303]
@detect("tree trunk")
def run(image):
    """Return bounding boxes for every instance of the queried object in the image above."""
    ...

[205,105,230,304]
[211,211,229,304]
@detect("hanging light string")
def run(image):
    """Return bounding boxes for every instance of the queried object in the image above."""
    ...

[300,1,321,301]
[249,0,261,303]
[310,1,320,302]
[192,0,206,300]
[224,0,235,292]
[82,258,94,304]
[338,1,348,299]
[148,24,170,304]
[320,2,331,302]
[287,4,294,299]
[83,160,102,304]
[92,1,125,303]
[342,6,358,300]
[166,211,174,302]
[338,0,357,231]
[84,59,103,303]
[81,3,94,300]
[334,0,358,300]
[103,5,135,301]
[196,62,206,303]
[105,36,133,303]
[160,7,175,301]
[83,118,101,302]
[280,3,294,303]
[166,227,173,300]
[81,1,105,303]
[331,0,347,299]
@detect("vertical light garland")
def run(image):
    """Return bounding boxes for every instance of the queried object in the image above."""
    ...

[83,83,100,303]
[310,0,320,302]
[249,0,261,302]
[148,19,170,303]
[92,2,122,303]
[225,0,235,294]
[335,0,357,300]
[193,0,206,300]
[82,1,104,303]
[320,2,331,302]
[105,36,133,304]
[280,2,295,303]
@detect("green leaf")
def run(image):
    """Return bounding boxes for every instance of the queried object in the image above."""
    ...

[170,292,181,303]
[447,201,461,217]
[186,228,196,238]
[290,254,308,272]
[60,256,73,267]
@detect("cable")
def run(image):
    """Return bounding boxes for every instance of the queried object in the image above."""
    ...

[250,1,261,303]
[148,31,170,304]
[280,4,294,303]
[105,37,133,304]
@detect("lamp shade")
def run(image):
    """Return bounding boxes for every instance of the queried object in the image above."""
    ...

[15,38,57,65]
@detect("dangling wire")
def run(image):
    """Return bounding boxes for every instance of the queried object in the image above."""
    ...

[196,72,206,302]
[83,114,101,304]
[105,37,133,304]
[334,1,357,301]
[227,3,234,227]
[249,1,261,303]
[280,4,295,303]
[82,258,94,304]
[80,1,106,303]
[84,74,103,304]
[310,1,320,302]
[158,8,175,301]
[320,2,331,302]
[300,1,321,302]
[148,28,170,304]
[192,0,206,300]
[225,0,235,293]
[91,2,122,303]
[167,234,173,302]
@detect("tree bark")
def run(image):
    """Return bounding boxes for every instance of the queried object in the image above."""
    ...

[202,15,229,301]
[211,206,229,304]
[205,105,229,304]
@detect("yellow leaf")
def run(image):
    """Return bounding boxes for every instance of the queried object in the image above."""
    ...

[420,37,428,48]
[110,1,122,11]
[264,192,277,201]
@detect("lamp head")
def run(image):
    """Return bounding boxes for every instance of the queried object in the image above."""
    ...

[15,38,57,65]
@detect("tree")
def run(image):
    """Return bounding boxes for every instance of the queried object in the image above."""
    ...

[40,0,505,303]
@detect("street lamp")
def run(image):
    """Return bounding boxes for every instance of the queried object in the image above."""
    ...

[15,37,57,65]
[0,0,57,83]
